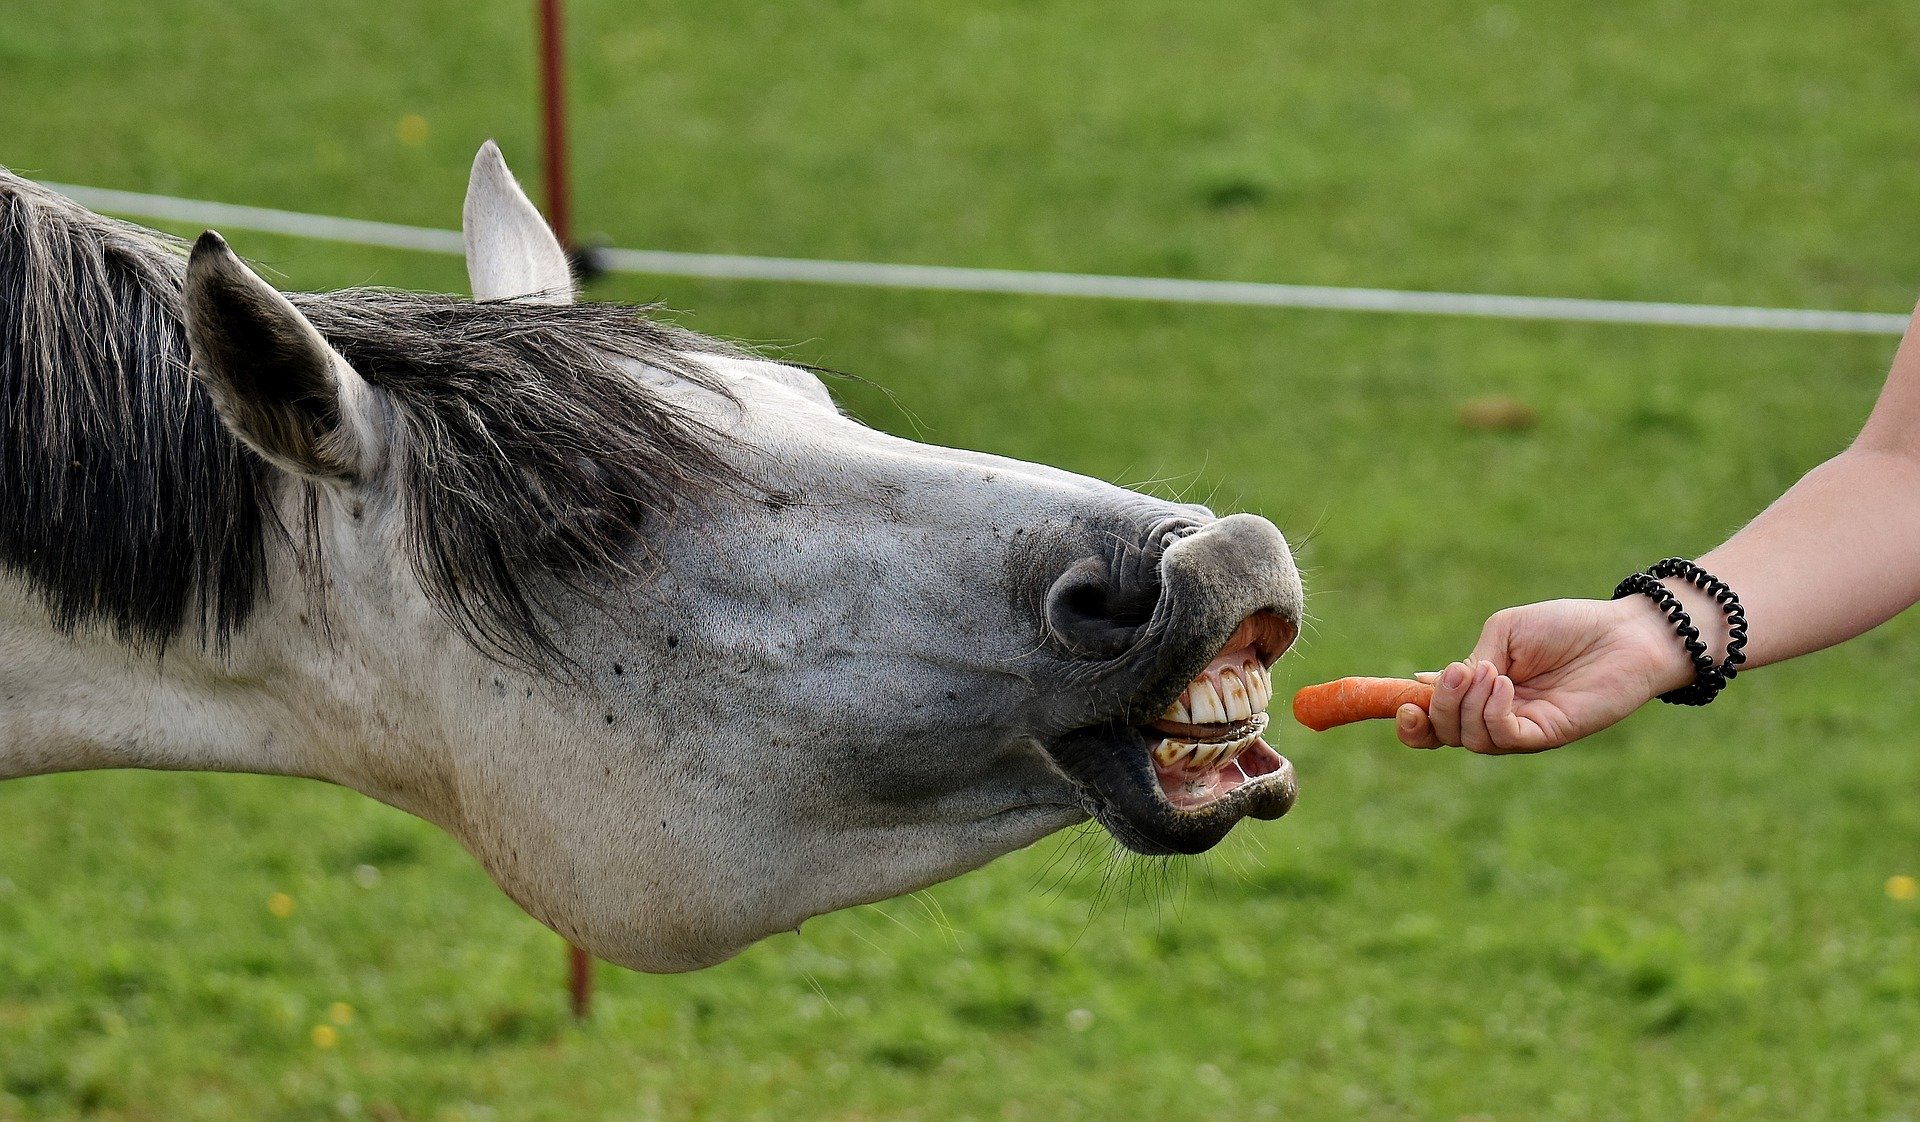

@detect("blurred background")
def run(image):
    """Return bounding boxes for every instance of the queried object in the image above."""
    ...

[4,1,1920,1118]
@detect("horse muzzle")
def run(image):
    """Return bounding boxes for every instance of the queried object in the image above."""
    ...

[1041,513,1304,855]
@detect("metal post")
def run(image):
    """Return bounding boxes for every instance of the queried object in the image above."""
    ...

[567,939,593,1020]
[537,0,593,1021]
[537,0,572,249]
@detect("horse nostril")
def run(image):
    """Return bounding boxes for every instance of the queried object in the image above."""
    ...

[1044,556,1160,657]
[1158,521,1204,550]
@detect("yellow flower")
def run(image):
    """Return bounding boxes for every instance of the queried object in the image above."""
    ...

[267,892,296,918]
[396,114,429,147]
[1888,875,1917,902]
[311,1024,339,1049]
[328,1002,355,1026]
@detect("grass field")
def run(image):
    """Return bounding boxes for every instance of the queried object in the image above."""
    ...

[6,1,1920,1118]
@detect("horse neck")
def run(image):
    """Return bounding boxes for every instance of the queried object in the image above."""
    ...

[0,570,342,783]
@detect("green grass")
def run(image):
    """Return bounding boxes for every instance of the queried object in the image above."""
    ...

[6,1,1920,1118]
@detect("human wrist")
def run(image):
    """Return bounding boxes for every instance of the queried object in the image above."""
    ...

[1612,593,1704,697]
[1657,575,1734,667]
[1610,559,1749,704]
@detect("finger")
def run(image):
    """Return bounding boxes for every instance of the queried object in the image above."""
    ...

[1458,660,1499,752]
[1470,611,1514,673]
[1396,703,1440,749]
[1481,674,1530,754]
[1413,670,1440,685]
[1481,674,1555,755]
[1425,661,1472,746]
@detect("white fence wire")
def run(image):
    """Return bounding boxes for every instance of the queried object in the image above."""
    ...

[48,181,1909,337]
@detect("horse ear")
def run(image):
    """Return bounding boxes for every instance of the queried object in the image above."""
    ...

[463,140,574,304]
[183,231,378,482]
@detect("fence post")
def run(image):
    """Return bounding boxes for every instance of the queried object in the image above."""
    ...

[536,0,594,1022]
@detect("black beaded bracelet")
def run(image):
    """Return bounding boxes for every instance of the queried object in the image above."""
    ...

[1611,559,1748,706]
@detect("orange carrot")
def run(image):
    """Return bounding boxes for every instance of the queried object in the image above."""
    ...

[1291,677,1434,732]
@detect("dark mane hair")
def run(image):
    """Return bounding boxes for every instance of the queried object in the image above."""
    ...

[0,168,739,663]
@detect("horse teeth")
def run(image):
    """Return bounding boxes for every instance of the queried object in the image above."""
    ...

[1218,668,1252,722]
[1188,679,1226,725]
[1173,650,1276,729]
[1152,714,1269,784]
[1246,662,1272,709]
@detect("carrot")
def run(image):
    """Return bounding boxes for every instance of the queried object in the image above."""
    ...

[1291,677,1434,732]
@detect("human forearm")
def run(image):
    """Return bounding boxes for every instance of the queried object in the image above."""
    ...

[1641,303,1920,688]
[1665,447,1920,680]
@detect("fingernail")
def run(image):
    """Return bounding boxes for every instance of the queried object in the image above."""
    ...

[1397,704,1419,724]
[1441,663,1467,690]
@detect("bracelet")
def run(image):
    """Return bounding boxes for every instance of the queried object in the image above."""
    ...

[1611,559,1747,706]
[1646,558,1749,678]
[1612,573,1720,704]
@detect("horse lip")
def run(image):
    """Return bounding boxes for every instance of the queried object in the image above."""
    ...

[1124,608,1298,726]
[1043,724,1298,856]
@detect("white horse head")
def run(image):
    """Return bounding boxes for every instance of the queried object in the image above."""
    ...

[0,151,1302,972]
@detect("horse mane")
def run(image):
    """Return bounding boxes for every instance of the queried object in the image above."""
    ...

[0,168,739,663]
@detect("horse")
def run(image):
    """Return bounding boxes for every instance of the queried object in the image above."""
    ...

[0,144,1303,972]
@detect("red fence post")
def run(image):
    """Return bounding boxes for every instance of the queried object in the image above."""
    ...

[537,0,572,249]
[568,940,593,1020]
[537,0,593,1021]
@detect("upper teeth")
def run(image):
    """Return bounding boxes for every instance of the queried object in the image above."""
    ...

[1161,656,1272,725]
[1188,679,1226,724]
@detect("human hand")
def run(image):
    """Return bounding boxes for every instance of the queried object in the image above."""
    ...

[1396,597,1693,753]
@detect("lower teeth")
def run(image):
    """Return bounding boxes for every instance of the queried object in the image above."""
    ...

[1153,714,1268,771]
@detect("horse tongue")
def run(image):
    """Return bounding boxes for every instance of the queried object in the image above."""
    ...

[1150,738,1247,810]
